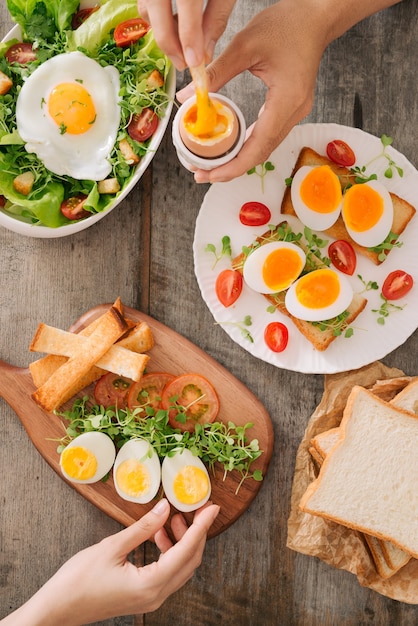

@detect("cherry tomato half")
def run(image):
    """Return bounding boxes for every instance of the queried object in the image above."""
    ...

[239,201,271,227]
[0,195,6,208]
[94,372,133,409]
[161,374,220,433]
[264,322,289,353]
[127,371,175,412]
[381,270,414,300]
[60,194,90,221]
[71,6,99,30]
[326,139,356,167]
[114,18,150,47]
[328,240,357,276]
[215,269,243,308]
[5,42,37,64]
[128,108,159,143]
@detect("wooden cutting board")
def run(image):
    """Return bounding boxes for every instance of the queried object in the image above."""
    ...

[0,303,274,538]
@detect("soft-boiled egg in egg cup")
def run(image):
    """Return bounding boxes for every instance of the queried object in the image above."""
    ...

[16,51,121,181]
[113,439,161,504]
[243,241,306,294]
[172,93,246,171]
[60,431,116,484]
[291,165,343,230]
[162,448,211,513]
[285,268,353,322]
[341,180,393,247]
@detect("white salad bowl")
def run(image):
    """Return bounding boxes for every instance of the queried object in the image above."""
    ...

[0,24,175,238]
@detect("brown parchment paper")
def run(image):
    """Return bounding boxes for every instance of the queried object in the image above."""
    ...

[287,360,418,603]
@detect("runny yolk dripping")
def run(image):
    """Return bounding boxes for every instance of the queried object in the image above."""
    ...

[184,95,231,140]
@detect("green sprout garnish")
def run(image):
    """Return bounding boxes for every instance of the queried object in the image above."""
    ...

[357,274,379,293]
[205,235,232,269]
[350,135,404,183]
[312,310,354,338]
[367,231,402,263]
[216,315,254,343]
[247,161,275,193]
[372,295,406,325]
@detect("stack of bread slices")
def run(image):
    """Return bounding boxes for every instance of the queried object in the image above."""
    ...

[300,378,418,579]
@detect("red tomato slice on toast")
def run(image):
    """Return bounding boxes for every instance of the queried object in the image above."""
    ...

[161,374,220,432]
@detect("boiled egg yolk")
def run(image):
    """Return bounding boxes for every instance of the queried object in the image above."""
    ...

[48,82,96,135]
[115,459,152,499]
[300,165,342,214]
[173,465,210,505]
[294,269,341,310]
[61,446,98,481]
[343,183,383,232]
[263,247,305,292]
[184,98,225,139]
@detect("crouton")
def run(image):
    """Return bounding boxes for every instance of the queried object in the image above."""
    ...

[13,171,35,196]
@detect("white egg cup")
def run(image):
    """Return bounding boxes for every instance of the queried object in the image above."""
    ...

[172,93,246,172]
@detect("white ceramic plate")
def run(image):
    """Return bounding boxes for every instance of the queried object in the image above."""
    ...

[193,123,418,374]
[0,24,175,238]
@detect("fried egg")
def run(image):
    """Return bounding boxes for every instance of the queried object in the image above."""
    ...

[113,439,161,504]
[243,241,306,294]
[60,431,116,484]
[341,180,393,247]
[16,51,121,180]
[291,165,343,230]
[285,268,353,322]
[162,448,211,513]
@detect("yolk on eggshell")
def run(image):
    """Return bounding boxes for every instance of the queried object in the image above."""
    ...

[295,269,341,310]
[48,82,96,135]
[300,165,342,214]
[179,98,239,158]
[342,183,384,232]
[61,446,98,481]
[262,247,305,292]
[115,459,152,498]
[173,465,210,505]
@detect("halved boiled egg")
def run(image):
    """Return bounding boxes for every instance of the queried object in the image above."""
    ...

[162,448,211,513]
[291,165,343,230]
[243,242,306,294]
[285,268,353,321]
[60,431,116,484]
[113,439,161,504]
[341,180,393,247]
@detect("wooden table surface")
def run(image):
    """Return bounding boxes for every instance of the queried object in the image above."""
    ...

[1,1,418,624]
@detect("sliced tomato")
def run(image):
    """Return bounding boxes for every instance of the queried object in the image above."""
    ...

[128,108,158,143]
[94,373,133,409]
[381,270,414,300]
[264,322,288,353]
[60,194,90,220]
[114,18,150,47]
[161,374,220,432]
[127,372,175,412]
[5,43,37,65]
[71,6,99,30]
[239,201,271,227]
[0,195,6,208]
[215,269,243,307]
[326,139,356,167]
[328,240,357,276]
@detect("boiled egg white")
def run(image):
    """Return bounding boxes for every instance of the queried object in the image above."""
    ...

[243,241,306,294]
[285,268,353,322]
[16,51,121,180]
[60,431,116,484]
[162,448,211,512]
[113,439,161,504]
[291,165,343,230]
[341,180,393,247]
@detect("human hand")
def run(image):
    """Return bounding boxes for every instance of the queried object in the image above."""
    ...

[2,499,219,626]
[137,0,237,69]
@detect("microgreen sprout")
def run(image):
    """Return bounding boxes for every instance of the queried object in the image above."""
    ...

[205,235,232,269]
[215,315,254,343]
[55,396,263,491]
[372,295,405,325]
[247,160,275,193]
[302,227,330,271]
[312,310,354,338]
[357,274,379,293]
[367,231,402,263]
[349,135,404,183]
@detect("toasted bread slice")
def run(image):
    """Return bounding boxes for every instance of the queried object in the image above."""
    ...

[232,222,367,351]
[281,147,416,265]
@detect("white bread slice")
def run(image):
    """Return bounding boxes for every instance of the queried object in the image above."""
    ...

[300,386,418,558]
[390,376,418,414]
[281,147,416,265]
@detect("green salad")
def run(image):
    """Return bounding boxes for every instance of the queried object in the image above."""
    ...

[0,0,172,227]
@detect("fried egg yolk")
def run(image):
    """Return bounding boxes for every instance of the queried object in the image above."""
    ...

[299,165,342,214]
[61,446,98,481]
[263,247,305,292]
[115,459,152,499]
[48,82,96,135]
[342,183,384,233]
[173,465,210,505]
[295,269,340,309]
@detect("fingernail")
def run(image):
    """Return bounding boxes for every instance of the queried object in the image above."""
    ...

[194,171,210,184]
[171,56,186,71]
[176,83,195,102]
[184,47,200,69]
[152,498,169,515]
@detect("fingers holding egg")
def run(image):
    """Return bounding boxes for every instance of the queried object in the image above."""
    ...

[113,439,161,504]
[162,449,211,513]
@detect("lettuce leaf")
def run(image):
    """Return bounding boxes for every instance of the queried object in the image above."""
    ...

[6,0,79,39]
[0,174,66,227]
